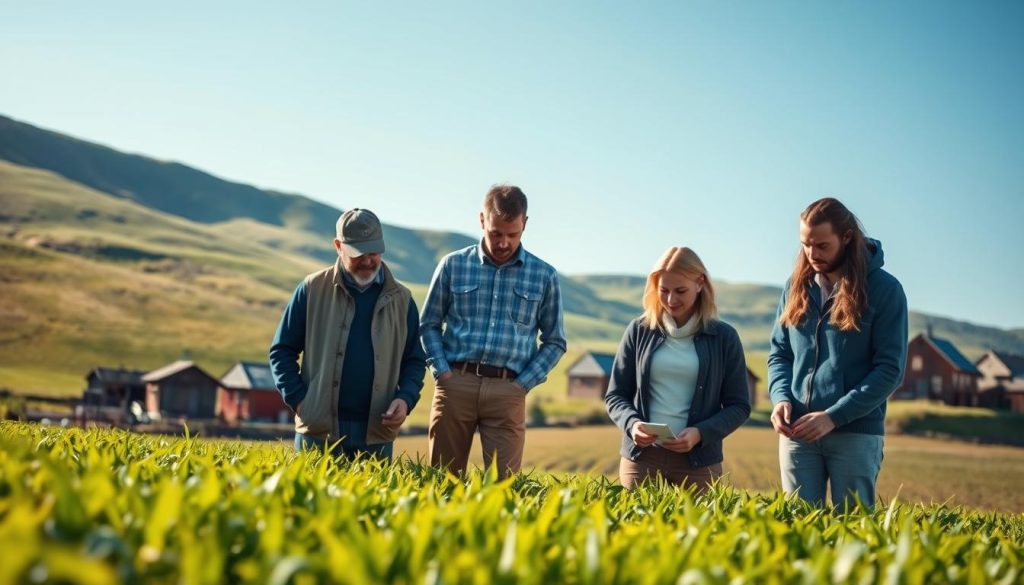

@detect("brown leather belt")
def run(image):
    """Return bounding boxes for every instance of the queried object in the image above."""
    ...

[451,361,518,380]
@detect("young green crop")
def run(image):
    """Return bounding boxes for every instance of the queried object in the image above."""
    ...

[0,421,1021,584]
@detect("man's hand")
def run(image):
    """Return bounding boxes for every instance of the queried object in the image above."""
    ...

[770,401,793,437]
[381,399,408,429]
[630,421,658,448]
[661,427,702,453]
[437,371,453,383]
[790,412,836,442]
[512,381,526,393]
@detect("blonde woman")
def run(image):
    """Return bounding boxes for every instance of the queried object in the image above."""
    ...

[605,246,751,491]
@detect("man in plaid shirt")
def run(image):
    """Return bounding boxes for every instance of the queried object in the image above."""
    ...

[420,184,567,477]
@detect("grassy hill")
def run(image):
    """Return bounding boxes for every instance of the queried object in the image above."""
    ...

[0,114,476,283]
[0,160,651,396]
[2,113,1024,403]
[0,160,315,393]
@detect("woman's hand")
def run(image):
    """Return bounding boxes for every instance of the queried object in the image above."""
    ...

[630,421,658,448]
[661,427,702,453]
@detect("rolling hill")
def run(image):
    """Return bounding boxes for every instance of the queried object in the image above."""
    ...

[0,114,476,283]
[1,113,1023,398]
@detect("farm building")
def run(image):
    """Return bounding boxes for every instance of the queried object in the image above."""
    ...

[217,361,291,424]
[143,360,219,419]
[81,366,147,423]
[975,351,1024,412]
[567,350,760,407]
[566,352,616,399]
[893,332,980,406]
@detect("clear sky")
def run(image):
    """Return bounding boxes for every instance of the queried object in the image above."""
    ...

[2,1,1022,328]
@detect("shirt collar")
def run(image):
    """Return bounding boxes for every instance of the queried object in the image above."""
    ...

[814,272,837,304]
[476,241,525,267]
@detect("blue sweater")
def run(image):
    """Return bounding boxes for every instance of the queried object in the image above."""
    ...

[767,239,908,435]
[269,271,426,419]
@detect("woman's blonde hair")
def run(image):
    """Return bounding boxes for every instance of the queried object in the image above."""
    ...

[641,246,717,330]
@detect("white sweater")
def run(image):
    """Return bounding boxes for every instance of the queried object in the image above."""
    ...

[648,313,701,436]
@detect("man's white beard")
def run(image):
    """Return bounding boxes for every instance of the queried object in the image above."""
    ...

[351,266,381,287]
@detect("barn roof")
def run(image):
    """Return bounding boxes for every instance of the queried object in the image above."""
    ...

[141,360,218,384]
[86,367,146,384]
[592,353,616,375]
[567,352,616,377]
[926,336,980,375]
[221,361,277,391]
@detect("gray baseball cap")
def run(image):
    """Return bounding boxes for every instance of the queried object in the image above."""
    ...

[336,208,385,256]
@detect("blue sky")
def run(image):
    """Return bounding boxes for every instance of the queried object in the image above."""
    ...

[2,1,1022,328]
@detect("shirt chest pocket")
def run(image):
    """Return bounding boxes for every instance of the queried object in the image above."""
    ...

[509,285,542,330]
[451,282,480,318]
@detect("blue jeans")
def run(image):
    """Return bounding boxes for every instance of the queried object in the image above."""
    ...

[294,419,394,460]
[779,432,884,510]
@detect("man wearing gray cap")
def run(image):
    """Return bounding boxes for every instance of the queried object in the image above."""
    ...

[269,208,426,458]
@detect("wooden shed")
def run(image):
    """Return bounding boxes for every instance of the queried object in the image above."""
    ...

[893,332,980,406]
[566,352,616,399]
[81,366,147,423]
[217,361,291,424]
[143,360,219,420]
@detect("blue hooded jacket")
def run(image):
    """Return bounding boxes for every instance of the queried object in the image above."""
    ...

[767,238,908,435]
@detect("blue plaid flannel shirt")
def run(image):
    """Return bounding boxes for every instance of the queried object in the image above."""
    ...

[419,243,567,391]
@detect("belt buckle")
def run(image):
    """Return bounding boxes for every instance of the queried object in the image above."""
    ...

[474,363,484,377]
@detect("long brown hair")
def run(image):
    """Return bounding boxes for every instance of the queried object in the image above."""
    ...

[780,198,869,332]
[642,246,717,330]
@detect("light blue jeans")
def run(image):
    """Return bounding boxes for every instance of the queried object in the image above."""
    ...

[294,419,393,460]
[779,432,884,510]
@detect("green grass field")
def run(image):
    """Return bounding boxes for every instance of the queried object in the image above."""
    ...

[2,421,1023,584]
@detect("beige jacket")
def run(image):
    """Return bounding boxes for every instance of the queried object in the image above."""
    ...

[294,261,411,444]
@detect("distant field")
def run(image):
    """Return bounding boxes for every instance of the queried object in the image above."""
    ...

[393,425,1024,513]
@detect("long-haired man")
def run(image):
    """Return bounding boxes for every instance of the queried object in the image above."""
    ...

[768,198,908,509]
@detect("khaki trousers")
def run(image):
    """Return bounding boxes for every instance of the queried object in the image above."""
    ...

[619,448,723,493]
[428,370,526,478]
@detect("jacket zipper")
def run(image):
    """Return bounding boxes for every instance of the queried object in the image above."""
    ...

[805,297,833,412]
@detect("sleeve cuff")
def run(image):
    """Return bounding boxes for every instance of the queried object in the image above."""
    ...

[395,392,418,412]
[824,405,847,427]
[513,377,535,391]
[624,415,641,439]
[430,360,451,380]
[285,387,307,412]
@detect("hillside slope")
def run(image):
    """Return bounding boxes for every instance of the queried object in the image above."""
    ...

[0,114,475,282]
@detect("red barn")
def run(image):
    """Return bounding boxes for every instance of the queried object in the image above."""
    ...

[217,361,292,424]
[893,332,980,406]
[143,360,219,420]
